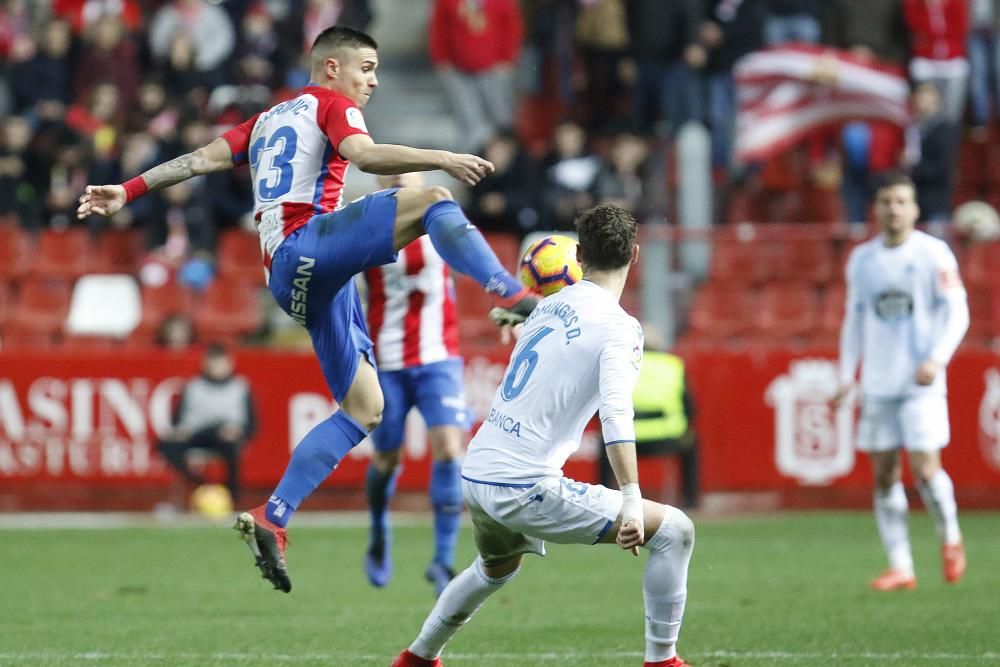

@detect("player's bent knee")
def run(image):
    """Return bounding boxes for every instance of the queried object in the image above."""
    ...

[373,449,401,470]
[423,185,453,204]
[645,506,695,553]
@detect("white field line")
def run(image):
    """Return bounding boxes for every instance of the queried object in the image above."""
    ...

[0,650,998,664]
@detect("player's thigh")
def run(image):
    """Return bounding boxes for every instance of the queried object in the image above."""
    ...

[392,186,453,250]
[857,396,905,453]
[596,498,667,546]
[369,369,411,453]
[899,393,950,451]
[462,480,545,567]
[502,476,622,546]
[412,358,468,430]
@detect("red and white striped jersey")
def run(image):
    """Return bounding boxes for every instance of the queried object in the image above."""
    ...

[361,235,460,371]
[221,85,369,273]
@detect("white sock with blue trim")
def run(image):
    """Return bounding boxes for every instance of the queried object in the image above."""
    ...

[642,507,695,663]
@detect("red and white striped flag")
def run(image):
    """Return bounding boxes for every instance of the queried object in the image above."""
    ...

[735,44,911,163]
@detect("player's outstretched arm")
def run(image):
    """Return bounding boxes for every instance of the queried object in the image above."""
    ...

[338,134,494,186]
[76,137,236,219]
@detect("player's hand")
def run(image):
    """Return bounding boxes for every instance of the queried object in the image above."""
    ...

[498,322,523,345]
[831,383,853,408]
[616,518,644,557]
[77,184,126,219]
[915,359,940,385]
[442,152,494,186]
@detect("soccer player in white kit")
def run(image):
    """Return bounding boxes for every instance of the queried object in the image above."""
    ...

[835,173,969,591]
[392,204,695,667]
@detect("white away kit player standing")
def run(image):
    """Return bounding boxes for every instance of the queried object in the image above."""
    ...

[835,172,969,591]
[392,204,695,667]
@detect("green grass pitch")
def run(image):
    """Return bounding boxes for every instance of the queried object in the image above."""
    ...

[1,511,998,666]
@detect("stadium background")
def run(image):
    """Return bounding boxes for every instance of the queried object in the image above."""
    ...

[3,0,1000,512]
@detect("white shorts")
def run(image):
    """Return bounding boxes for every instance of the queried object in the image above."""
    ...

[461,475,622,566]
[857,393,951,453]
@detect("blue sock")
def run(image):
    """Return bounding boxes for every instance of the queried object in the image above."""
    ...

[429,460,462,568]
[266,410,368,527]
[366,463,400,545]
[423,199,523,299]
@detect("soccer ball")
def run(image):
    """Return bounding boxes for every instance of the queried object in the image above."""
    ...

[190,484,233,519]
[519,235,583,297]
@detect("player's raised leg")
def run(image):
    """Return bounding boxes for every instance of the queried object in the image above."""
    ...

[868,449,917,591]
[911,450,965,583]
[237,358,383,593]
[391,186,537,323]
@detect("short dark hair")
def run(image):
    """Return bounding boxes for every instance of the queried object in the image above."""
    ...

[575,204,637,271]
[310,26,378,59]
[205,342,230,358]
[875,171,916,194]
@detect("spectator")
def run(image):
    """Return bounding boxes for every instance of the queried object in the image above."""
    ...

[702,0,767,174]
[429,0,522,151]
[903,0,970,124]
[763,0,826,45]
[823,0,910,65]
[157,343,257,504]
[149,0,236,88]
[600,326,699,509]
[590,132,650,215]
[0,115,42,226]
[157,312,196,350]
[540,121,600,229]
[74,15,140,112]
[52,0,143,34]
[967,0,1000,138]
[574,0,630,131]
[9,18,73,116]
[625,0,705,136]
[466,131,542,235]
[906,82,959,222]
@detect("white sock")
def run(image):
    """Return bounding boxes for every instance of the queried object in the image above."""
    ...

[874,482,914,575]
[916,469,962,545]
[409,557,518,659]
[643,507,695,663]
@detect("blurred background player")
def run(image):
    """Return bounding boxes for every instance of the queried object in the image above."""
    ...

[600,325,699,509]
[359,172,468,597]
[393,204,694,667]
[835,172,969,591]
[157,342,257,507]
[76,25,538,593]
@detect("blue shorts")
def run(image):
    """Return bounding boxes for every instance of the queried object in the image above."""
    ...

[268,189,399,402]
[371,358,469,452]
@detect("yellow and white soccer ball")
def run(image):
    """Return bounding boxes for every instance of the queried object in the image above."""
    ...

[190,484,233,519]
[518,234,583,297]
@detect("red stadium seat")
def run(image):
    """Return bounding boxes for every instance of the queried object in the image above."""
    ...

[750,283,818,343]
[6,278,73,339]
[193,280,264,341]
[135,283,197,341]
[33,228,91,280]
[963,241,1000,289]
[966,286,993,346]
[217,229,265,286]
[0,282,13,331]
[708,239,767,286]
[87,228,143,274]
[773,239,836,286]
[686,287,754,342]
[453,275,495,319]
[0,224,32,282]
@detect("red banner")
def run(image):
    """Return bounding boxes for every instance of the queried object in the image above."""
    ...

[1,347,998,509]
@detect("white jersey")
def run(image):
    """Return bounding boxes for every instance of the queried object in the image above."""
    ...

[462,280,644,483]
[839,230,969,398]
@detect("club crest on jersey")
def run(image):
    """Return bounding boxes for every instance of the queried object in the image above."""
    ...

[346,107,368,132]
[874,289,913,320]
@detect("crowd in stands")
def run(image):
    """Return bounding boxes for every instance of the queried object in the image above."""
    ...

[1,0,999,349]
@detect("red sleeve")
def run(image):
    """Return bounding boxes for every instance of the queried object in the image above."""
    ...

[499,0,523,64]
[221,113,261,166]
[319,95,370,150]
[428,0,450,66]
